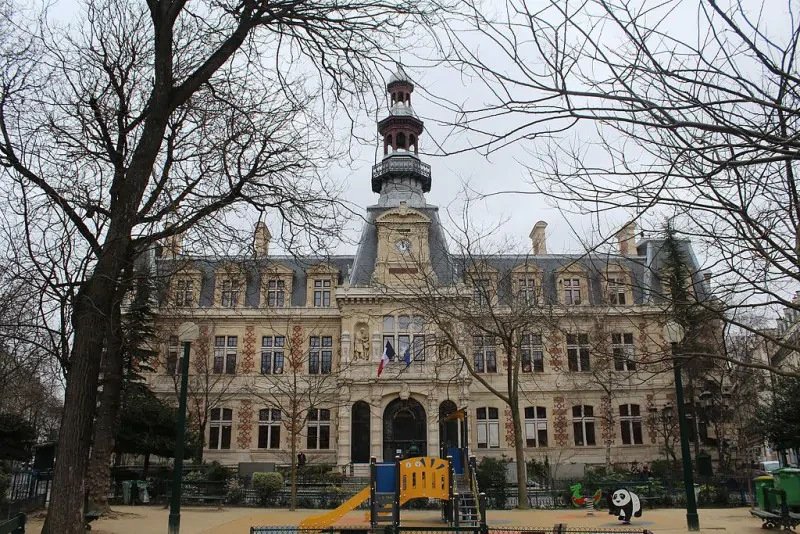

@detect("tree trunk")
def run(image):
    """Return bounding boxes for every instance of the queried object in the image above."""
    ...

[142,453,151,479]
[86,301,125,513]
[290,427,297,511]
[509,401,528,509]
[41,235,130,534]
[41,275,118,534]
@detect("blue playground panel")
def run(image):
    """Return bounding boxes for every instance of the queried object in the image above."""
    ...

[447,447,464,474]
[376,463,396,493]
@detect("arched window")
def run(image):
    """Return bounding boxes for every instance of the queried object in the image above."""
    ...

[385,134,393,155]
[396,132,407,150]
[619,404,643,444]
[572,405,595,446]
[409,134,417,153]
[524,406,548,447]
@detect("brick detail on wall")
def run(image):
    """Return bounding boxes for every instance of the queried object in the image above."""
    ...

[553,396,568,447]
[195,324,210,372]
[601,396,615,445]
[237,399,254,449]
[504,406,515,448]
[546,331,564,371]
[242,325,256,373]
[290,325,304,372]
[646,394,657,444]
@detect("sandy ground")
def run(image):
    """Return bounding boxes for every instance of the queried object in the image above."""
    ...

[23,506,777,534]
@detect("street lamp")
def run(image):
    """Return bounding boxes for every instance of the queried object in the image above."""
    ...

[168,322,199,534]
[664,320,700,531]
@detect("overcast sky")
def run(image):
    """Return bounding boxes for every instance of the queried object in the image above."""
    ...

[43,0,788,263]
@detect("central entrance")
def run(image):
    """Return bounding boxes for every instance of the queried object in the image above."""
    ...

[383,397,427,460]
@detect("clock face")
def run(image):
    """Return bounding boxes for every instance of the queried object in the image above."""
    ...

[395,239,412,254]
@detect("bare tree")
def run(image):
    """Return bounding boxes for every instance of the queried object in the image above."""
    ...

[246,321,350,510]
[0,0,449,530]
[435,0,800,373]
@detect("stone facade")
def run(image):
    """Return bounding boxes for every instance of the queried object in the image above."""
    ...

[146,70,706,474]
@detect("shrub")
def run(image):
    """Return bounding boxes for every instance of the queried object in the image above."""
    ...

[0,470,10,504]
[476,456,508,509]
[252,472,283,505]
[225,477,245,504]
[205,461,230,482]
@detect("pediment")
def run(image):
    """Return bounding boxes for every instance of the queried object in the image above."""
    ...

[261,261,295,276]
[375,206,431,225]
[305,263,340,276]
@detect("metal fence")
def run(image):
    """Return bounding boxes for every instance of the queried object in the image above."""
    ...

[249,526,655,534]
[1,469,51,519]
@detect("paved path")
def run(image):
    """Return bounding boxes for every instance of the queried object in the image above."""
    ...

[26,506,768,533]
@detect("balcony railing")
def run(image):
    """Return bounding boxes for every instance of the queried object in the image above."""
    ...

[372,156,431,179]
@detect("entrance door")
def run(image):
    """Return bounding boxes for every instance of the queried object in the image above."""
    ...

[383,398,426,460]
[351,401,371,463]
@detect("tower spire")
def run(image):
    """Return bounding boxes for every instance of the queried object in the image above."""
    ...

[371,66,431,207]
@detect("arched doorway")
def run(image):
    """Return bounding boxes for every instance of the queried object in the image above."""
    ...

[439,400,459,449]
[383,397,426,461]
[351,401,371,463]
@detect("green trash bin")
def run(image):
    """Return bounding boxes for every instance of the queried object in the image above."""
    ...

[773,468,800,507]
[753,476,774,509]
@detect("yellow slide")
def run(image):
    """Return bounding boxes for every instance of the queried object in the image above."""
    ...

[299,486,371,529]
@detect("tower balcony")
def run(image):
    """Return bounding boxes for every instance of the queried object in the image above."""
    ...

[371,154,432,193]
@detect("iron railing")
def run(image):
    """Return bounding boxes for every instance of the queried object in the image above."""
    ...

[371,158,431,179]
[250,526,655,534]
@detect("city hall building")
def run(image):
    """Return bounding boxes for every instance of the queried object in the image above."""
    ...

[147,70,705,475]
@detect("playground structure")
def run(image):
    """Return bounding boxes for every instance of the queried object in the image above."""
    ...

[299,409,485,530]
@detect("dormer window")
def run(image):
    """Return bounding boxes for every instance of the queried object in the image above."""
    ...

[518,278,537,306]
[474,279,492,306]
[313,279,331,307]
[174,279,194,307]
[267,279,285,308]
[563,278,582,305]
[608,277,627,305]
[220,278,240,307]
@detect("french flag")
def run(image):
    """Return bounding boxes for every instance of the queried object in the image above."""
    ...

[378,340,395,377]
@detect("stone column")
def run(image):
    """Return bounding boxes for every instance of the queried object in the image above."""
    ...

[341,331,351,365]
[371,392,383,460]
[337,385,351,468]
[427,396,439,458]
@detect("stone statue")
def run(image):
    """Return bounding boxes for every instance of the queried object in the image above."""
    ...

[354,328,371,361]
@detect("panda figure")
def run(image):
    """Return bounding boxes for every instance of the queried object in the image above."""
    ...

[608,488,642,524]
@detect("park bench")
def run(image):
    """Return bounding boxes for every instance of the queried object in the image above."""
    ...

[0,513,25,534]
[750,487,800,531]
[182,494,225,507]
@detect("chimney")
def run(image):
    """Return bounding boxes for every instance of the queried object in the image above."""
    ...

[530,221,547,255]
[162,223,183,258]
[702,271,712,292]
[254,221,271,258]
[616,221,637,255]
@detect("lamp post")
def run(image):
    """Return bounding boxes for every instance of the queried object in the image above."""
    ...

[664,321,700,531]
[168,322,199,534]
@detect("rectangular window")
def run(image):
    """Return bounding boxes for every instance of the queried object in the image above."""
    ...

[221,279,240,307]
[563,278,581,305]
[474,279,491,306]
[267,279,285,308]
[166,336,180,375]
[261,336,285,375]
[175,279,194,307]
[476,407,500,449]
[209,408,233,450]
[309,336,333,374]
[608,278,627,305]
[572,405,596,446]
[518,278,537,306]
[620,404,643,445]
[524,406,548,447]
[612,333,636,371]
[567,334,590,372]
[473,335,497,373]
[258,408,281,449]
[313,279,331,307]
[307,408,331,449]
[521,333,544,372]
[214,336,237,374]
[383,315,426,362]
